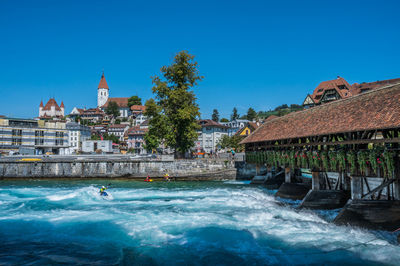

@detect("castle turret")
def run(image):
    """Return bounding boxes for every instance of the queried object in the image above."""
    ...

[60,101,65,117]
[39,100,44,117]
[97,73,109,108]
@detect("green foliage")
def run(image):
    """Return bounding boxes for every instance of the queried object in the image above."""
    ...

[231,107,239,121]
[212,109,219,122]
[220,118,229,122]
[321,151,329,171]
[329,151,338,171]
[383,150,395,177]
[128,95,142,107]
[337,150,346,171]
[144,51,202,157]
[105,101,120,117]
[357,151,368,175]
[217,135,244,152]
[115,119,121,124]
[258,104,304,119]
[246,107,257,121]
[347,151,357,174]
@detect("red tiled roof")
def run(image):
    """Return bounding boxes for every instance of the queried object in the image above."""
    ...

[351,78,400,95]
[109,124,128,128]
[42,98,62,111]
[199,119,229,128]
[60,101,64,108]
[82,108,105,115]
[130,105,146,112]
[310,77,352,104]
[98,73,109,89]
[40,101,43,107]
[264,115,278,122]
[126,126,149,136]
[101,97,129,108]
[241,83,400,144]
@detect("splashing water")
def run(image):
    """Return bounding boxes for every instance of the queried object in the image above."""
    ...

[0,179,399,265]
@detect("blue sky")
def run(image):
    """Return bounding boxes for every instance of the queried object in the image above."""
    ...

[0,0,399,119]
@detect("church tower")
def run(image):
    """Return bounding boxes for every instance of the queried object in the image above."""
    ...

[97,72,109,108]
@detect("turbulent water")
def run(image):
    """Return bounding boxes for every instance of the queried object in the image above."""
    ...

[0,180,399,265]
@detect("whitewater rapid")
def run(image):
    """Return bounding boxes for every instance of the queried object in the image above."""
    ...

[0,180,399,265]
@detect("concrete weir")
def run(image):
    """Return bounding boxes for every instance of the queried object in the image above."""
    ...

[300,171,351,210]
[275,168,311,200]
[334,200,400,231]
[0,158,237,180]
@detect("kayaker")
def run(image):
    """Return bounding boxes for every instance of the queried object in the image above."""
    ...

[99,185,108,196]
[164,173,170,181]
[145,176,151,182]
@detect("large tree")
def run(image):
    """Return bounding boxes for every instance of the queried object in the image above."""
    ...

[145,51,202,157]
[211,109,219,122]
[105,101,120,117]
[128,95,142,107]
[231,107,239,121]
[220,118,229,122]
[246,107,257,121]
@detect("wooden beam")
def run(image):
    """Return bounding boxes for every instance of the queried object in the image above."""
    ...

[361,178,395,199]
[250,137,400,149]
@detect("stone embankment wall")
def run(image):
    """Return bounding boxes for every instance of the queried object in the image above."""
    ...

[0,159,236,180]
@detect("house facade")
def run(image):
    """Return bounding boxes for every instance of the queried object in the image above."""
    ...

[0,117,68,155]
[220,119,249,136]
[303,76,400,108]
[196,120,228,153]
[126,125,149,154]
[66,122,91,154]
[108,124,129,141]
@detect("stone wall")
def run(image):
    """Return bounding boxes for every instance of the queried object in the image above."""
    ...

[0,159,236,180]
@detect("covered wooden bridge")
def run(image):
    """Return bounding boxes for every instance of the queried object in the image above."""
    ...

[241,82,400,230]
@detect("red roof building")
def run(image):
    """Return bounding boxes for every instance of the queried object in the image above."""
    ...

[39,98,64,119]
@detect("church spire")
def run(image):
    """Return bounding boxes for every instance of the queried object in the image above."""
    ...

[98,72,109,89]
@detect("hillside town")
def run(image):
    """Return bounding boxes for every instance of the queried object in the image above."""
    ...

[1,74,399,157]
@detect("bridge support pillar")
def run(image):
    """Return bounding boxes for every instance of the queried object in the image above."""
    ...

[311,171,320,190]
[351,176,362,200]
[285,167,291,183]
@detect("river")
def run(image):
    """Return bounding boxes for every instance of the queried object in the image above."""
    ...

[0,179,399,265]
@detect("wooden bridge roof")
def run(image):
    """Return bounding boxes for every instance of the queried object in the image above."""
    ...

[241,83,400,144]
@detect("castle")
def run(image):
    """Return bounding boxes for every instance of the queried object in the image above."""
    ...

[39,98,64,119]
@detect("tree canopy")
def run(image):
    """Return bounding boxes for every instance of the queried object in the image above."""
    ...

[105,101,120,117]
[231,107,239,121]
[212,109,219,122]
[246,107,257,121]
[220,118,229,122]
[144,51,202,157]
[128,95,142,107]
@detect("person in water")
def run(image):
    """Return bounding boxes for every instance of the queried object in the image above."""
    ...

[145,176,151,182]
[164,173,170,182]
[99,185,108,196]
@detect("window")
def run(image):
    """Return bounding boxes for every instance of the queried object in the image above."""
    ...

[56,132,64,138]
[35,139,44,145]
[12,138,22,145]
[12,129,22,136]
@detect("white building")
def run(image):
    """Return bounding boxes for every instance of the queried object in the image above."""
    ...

[66,122,91,154]
[97,73,131,118]
[97,73,109,108]
[220,119,249,136]
[82,140,112,153]
[39,98,65,119]
[0,117,68,155]
[130,105,147,125]
[108,124,129,141]
[195,120,228,153]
